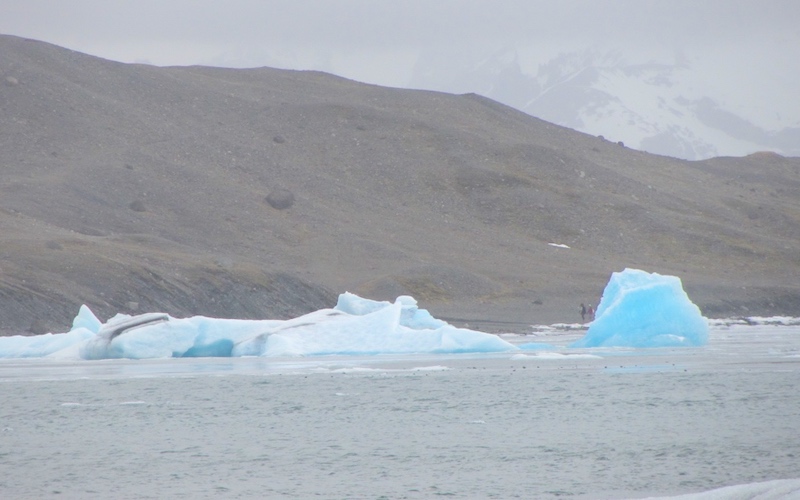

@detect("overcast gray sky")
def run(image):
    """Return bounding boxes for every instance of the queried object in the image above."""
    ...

[2,0,798,134]
[3,1,797,72]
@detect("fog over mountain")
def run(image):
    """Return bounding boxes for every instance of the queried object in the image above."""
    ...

[2,1,797,160]
[408,45,800,161]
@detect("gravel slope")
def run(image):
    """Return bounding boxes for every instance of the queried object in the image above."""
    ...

[2,34,799,334]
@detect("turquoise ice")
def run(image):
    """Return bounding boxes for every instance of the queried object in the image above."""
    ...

[0,293,515,359]
[0,269,712,359]
[571,268,709,348]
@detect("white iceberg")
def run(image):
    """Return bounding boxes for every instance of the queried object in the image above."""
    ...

[0,293,515,360]
[0,271,715,359]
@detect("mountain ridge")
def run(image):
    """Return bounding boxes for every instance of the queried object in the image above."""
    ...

[409,47,800,161]
[1,34,799,335]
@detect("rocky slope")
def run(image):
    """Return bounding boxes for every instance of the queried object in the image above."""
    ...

[2,35,799,334]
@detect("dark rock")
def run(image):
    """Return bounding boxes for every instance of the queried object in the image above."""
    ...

[129,200,147,212]
[265,189,295,210]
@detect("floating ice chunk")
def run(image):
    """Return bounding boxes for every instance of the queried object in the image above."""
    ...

[410,366,450,372]
[0,328,96,359]
[0,303,103,359]
[252,301,513,357]
[71,304,102,333]
[335,292,447,330]
[81,314,276,360]
[257,304,406,357]
[434,325,515,354]
[334,292,394,316]
[0,293,516,359]
[639,477,800,499]
[571,268,708,348]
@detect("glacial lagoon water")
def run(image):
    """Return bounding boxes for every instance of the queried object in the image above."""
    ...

[1,321,798,499]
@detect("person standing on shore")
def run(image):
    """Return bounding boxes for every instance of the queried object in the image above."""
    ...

[580,303,587,322]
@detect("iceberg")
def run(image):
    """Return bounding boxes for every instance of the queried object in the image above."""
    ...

[0,293,515,360]
[0,271,712,360]
[0,328,97,359]
[72,304,102,333]
[571,268,709,348]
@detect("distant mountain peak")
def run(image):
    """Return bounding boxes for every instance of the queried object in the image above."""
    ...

[410,46,797,160]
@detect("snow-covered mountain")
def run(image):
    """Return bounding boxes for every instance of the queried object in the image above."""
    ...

[408,47,800,161]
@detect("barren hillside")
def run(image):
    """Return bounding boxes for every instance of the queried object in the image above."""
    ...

[2,34,799,334]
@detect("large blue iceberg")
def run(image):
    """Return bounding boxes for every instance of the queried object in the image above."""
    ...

[0,270,712,360]
[571,268,709,348]
[0,293,516,360]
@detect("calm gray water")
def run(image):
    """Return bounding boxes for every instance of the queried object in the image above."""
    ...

[1,324,798,499]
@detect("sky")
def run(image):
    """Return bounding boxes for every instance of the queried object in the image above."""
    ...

[2,0,797,87]
[2,1,799,158]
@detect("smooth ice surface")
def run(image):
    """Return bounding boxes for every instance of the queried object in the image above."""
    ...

[0,293,515,360]
[571,268,709,348]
